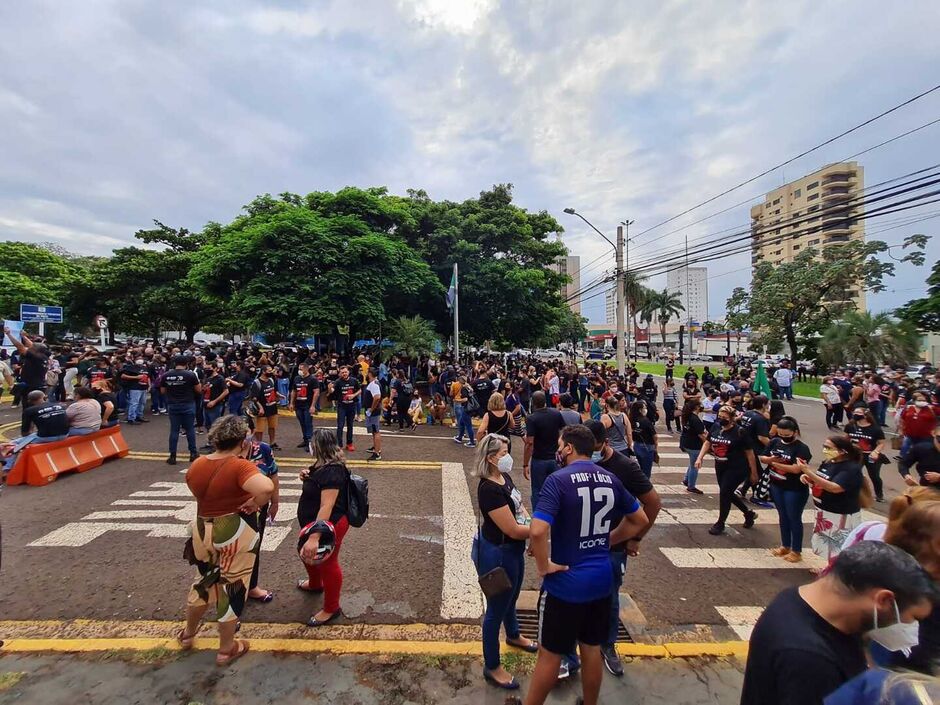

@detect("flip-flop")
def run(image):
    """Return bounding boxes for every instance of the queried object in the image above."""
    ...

[248,590,275,603]
[483,670,520,690]
[176,628,195,651]
[215,639,249,667]
[296,579,324,594]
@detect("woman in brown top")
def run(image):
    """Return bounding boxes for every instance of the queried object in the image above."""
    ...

[177,415,274,666]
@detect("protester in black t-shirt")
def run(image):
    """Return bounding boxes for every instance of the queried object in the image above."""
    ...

[844,408,886,502]
[679,400,707,494]
[225,361,252,416]
[250,366,282,450]
[20,390,69,439]
[523,391,565,510]
[93,381,118,428]
[737,395,772,504]
[800,435,864,566]
[330,366,360,452]
[289,363,315,448]
[742,542,937,705]
[629,400,658,479]
[4,327,48,393]
[587,420,661,677]
[758,417,812,563]
[471,373,494,418]
[695,405,758,535]
[901,426,940,488]
[201,365,228,444]
[160,356,202,465]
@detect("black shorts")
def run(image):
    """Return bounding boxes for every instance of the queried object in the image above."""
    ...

[537,590,610,655]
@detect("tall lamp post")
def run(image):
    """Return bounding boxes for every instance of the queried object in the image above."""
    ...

[563,208,629,376]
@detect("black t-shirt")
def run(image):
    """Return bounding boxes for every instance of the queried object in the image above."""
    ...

[333,378,359,406]
[707,424,750,475]
[812,460,862,514]
[764,437,813,491]
[120,362,146,391]
[477,473,526,546]
[203,375,227,404]
[679,414,706,451]
[631,416,656,446]
[21,348,48,389]
[253,377,279,416]
[740,586,865,705]
[472,378,493,402]
[597,449,652,552]
[230,370,253,392]
[293,375,315,406]
[95,392,117,420]
[525,408,566,460]
[843,422,884,457]
[641,384,657,402]
[906,440,940,486]
[22,401,69,437]
[298,462,349,525]
[162,369,199,405]
[739,410,770,451]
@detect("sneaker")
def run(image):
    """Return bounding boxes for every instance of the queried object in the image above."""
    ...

[733,488,744,499]
[411,423,418,431]
[296,441,309,449]
[708,523,725,536]
[465,441,477,448]
[875,496,886,503]
[368,452,382,461]
[270,443,282,451]
[140,417,151,423]
[196,428,205,435]
[346,444,355,452]
[367,446,375,453]
[189,451,198,462]
[166,455,177,466]
[601,645,624,677]
[557,660,570,680]
[452,436,464,444]
[681,478,688,486]
[743,510,757,529]
[686,487,704,495]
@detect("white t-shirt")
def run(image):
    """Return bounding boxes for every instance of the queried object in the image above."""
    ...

[365,380,381,414]
[773,368,793,386]
[819,383,841,405]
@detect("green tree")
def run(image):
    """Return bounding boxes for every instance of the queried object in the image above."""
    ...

[539,307,589,348]
[896,258,940,331]
[724,237,930,361]
[641,289,685,348]
[0,242,77,321]
[387,315,439,359]
[818,311,920,368]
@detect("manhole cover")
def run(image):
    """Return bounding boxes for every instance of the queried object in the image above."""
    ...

[515,608,633,643]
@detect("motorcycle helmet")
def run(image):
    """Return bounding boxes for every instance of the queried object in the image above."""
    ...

[297,519,336,565]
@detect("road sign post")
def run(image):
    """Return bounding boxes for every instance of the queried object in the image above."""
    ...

[19,305,63,339]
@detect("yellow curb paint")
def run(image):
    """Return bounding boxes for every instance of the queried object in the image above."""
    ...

[0,637,748,659]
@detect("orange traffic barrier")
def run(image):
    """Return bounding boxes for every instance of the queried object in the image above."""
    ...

[6,425,129,487]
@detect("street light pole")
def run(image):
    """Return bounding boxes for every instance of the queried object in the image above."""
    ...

[621,220,634,362]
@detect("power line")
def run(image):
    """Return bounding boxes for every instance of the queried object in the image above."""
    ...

[632,84,940,239]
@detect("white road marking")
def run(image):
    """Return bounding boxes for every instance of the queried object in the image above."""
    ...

[440,461,483,619]
[28,522,191,547]
[715,606,763,640]
[660,547,826,569]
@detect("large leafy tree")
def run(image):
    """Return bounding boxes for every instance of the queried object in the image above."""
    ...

[896,258,940,332]
[819,311,920,368]
[641,288,685,347]
[190,194,442,338]
[725,237,929,361]
[0,242,81,321]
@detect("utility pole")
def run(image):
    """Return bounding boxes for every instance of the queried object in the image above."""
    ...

[621,220,634,362]
[685,235,693,357]
[615,225,626,376]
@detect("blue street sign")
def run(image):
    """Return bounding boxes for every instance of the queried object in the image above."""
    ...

[20,304,63,323]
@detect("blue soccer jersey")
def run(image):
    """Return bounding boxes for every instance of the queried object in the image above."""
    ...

[533,460,641,603]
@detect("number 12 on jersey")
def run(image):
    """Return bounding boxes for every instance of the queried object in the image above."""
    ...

[577,486,615,540]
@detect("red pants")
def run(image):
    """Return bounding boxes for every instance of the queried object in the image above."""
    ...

[304,515,349,613]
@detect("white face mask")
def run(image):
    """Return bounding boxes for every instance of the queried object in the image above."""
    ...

[867,600,920,656]
[591,450,603,462]
[914,400,929,408]
[497,454,513,474]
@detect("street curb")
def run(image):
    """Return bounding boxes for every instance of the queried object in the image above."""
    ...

[0,637,749,659]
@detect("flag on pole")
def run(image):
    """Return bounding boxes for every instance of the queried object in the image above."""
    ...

[446,263,457,310]
[755,360,773,399]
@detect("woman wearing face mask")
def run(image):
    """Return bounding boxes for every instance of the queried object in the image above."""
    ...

[679,399,707,494]
[629,400,658,479]
[178,414,274,665]
[759,417,812,563]
[601,394,632,455]
[898,392,938,467]
[695,405,759,535]
[662,379,680,433]
[800,435,865,567]
[845,408,887,503]
[473,433,536,689]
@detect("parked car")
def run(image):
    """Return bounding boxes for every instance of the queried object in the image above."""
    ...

[905,363,936,377]
[586,350,613,361]
[534,348,569,361]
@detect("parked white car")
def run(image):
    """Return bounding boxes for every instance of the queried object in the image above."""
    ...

[534,348,569,361]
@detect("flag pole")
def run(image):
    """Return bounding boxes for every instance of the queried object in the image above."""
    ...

[453,263,460,363]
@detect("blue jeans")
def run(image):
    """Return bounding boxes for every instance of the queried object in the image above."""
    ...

[876,400,888,426]
[127,388,146,422]
[604,551,627,648]
[67,427,97,437]
[168,402,197,455]
[3,433,68,471]
[277,378,290,406]
[204,403,223,434]
[295,404,313,441]
[476,536,526,670]
[778,385,793,400]
[769,483,808,552]
[454,404,475,444]
[228,390,246,416]
[682,448,700,489]
[530,458,558,512]
[634,443,654,479]
[150,388,165,413]
[336,403,355,445]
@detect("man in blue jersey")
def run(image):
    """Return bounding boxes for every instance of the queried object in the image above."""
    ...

[523,424,649,705]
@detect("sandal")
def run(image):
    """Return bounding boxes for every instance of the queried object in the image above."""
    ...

[296,579,324,594]
[176,628,195,651]
[248,590,275,603]
[215,638,249,667]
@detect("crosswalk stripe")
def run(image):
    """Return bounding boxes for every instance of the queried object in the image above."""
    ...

[660,547,826,569]
[714,606,762,640]
[655,485,719,495]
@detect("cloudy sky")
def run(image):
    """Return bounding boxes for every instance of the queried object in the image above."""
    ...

[1,0,938,323]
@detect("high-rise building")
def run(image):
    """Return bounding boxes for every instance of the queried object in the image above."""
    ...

[751,161,866,310]
[554,255,582,315]
[605,286,616,325]
[666,266,708,324]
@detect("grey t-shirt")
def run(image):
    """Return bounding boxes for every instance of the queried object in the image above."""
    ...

[66,399,102,430]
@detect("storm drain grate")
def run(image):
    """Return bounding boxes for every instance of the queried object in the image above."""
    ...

[515,609,634,643]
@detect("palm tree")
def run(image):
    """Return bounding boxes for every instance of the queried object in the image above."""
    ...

[642,289,686,349]
[819,311,920,369]
[387,315,439,360]
[621,272,648,356]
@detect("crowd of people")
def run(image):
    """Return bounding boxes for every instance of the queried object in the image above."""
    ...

[1,328,938,703]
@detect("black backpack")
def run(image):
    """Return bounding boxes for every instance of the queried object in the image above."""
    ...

[402,380,415,396]
[346,470,369,528]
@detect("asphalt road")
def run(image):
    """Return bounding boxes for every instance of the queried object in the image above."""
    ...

[0,387,900,641]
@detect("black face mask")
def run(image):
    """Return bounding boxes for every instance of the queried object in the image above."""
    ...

[778,435,795,443]
[719,418,733,427]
